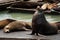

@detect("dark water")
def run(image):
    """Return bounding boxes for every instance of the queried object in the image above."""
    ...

[0,10,60,22]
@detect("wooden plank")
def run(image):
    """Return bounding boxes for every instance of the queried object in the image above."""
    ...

[7,7,36,12]
[0,1,21,6]
[0,30,49,40]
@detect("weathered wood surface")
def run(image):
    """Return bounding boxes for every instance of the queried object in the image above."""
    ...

[7,7,36,12]
[10,1,44,9]
[0,29,60,40]
[0,1,21,6]
[0,1,21,10]
[7,1,44,12]
[7,7,60,15]
[0,30,49,40]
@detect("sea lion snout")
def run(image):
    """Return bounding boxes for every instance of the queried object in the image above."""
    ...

[3,26,10,33]
[4,29,10,33]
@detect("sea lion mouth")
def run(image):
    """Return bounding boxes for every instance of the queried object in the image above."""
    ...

[4,30,10,33]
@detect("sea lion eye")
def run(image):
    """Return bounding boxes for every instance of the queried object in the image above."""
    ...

[6,28,9,29]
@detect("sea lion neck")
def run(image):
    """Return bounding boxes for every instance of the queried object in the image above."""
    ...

[36,9,44,14]
[36,6,43,13]
[37,9,47,22]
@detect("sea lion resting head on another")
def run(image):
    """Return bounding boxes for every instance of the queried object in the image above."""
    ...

[3,21,32,33]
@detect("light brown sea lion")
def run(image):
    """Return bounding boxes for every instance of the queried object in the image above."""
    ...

[41,3,57,10]
[3,21,32,33]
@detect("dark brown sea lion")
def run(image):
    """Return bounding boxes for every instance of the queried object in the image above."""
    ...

[31,6,58,36]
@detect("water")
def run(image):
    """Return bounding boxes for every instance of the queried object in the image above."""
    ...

[0,10,60,22]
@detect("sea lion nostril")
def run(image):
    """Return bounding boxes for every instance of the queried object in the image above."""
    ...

[4,30,9,33]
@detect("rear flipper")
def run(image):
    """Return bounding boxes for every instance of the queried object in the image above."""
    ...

[22,27,31,31]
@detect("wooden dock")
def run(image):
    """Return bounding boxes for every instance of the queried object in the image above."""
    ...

[0,30,49,40]
[0,0,42,6]
[0,29,60,40]
[7,7,36,12]
[0,0,21,10]
[0,0,21,6]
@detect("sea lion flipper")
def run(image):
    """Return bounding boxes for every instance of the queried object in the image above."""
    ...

[22,27,30,31]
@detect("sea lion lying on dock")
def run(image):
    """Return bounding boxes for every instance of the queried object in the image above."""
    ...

[3,21,32,33]
[41,3,57,10]
[0,19,16,29]
[31,6,58,36]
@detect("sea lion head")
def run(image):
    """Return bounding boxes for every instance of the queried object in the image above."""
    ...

[36,6,45,12]
[36,6,40,10]
[3,25,11,33]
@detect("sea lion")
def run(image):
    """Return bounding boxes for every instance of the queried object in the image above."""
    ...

[3,21,32,33]
[31,6,58,36]
[47,3,57,9]
[41,3,49,10]
[0,19,16,29]
[41,3,57,10]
